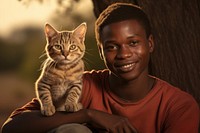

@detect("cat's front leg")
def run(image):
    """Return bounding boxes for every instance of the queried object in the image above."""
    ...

[36,82,56,116]
[65,102,83,112]
[37,90,55,116]
[41,103,56,116]
[64,86,83,112]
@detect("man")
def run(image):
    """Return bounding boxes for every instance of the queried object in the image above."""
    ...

[2,3,199,133]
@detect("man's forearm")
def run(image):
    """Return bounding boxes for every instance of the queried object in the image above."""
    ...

[1,109,89,133]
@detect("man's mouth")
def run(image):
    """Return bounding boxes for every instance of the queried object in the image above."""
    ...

[115,63,136,72]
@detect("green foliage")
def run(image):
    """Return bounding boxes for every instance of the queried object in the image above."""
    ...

[0,39,25,71]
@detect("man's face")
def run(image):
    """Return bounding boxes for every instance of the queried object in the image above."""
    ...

[100,19,154,81]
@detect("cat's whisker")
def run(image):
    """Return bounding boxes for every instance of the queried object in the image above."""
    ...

[39,59,48,71]
[53,61,58,70]
[85,49,97,56]
[83,57,92,64]
[83,57,96,70]
[85,48,96,52]
[84,57,105,70]
[83,60,92,70]
[49,61,56,71]
[39,52,47,59]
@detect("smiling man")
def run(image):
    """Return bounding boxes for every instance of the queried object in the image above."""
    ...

[2,3,199,133]
[100,18,154,102]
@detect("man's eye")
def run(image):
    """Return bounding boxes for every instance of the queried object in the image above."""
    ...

[105,44,117,50]
[104,44,118,51]
[130,41,139,46]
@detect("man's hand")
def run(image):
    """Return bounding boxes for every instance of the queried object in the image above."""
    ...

[87,109,137,133]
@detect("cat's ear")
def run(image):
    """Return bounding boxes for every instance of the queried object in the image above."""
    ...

[44,23,58,39]
[73,22,87,42]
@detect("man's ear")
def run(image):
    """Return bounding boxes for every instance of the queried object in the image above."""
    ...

[148,34,154,53]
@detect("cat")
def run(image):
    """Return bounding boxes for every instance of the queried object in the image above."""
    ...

[35,22,87,116]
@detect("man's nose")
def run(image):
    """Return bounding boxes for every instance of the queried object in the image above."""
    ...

[116,44,132,59]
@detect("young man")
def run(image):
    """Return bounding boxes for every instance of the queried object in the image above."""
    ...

[2,3,199,133]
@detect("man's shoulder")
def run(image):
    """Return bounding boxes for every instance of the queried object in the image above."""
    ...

[84,69,109,74]
[83,69,109,79]
[154,77,198,108]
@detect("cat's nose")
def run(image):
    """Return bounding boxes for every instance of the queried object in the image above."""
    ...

[62,51,69,59]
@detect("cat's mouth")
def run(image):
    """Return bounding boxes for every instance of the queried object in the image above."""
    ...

[61,58,80,64]
[61,59,71,63]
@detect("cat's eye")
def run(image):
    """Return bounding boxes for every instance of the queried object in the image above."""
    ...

[69,45,77,51]
[53,45,62,51]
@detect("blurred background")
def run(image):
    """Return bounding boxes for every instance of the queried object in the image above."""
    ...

[0,0,105,127]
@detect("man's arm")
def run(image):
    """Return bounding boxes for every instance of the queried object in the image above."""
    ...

[2,109,137,133]
[1,110,89,133]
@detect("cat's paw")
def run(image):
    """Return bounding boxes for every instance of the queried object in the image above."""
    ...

[41,105,56,116]
[56,106,65,111]
[65,102,83,112]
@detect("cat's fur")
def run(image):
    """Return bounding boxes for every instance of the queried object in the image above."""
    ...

[35,23,87,116]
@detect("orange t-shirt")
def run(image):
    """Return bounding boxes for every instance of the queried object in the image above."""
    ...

[10,69,199,133]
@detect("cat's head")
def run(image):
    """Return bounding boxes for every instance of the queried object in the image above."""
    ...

[44,22,87,64]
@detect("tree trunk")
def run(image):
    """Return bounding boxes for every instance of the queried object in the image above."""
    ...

[91,0,200,105]
[91,0,138,18]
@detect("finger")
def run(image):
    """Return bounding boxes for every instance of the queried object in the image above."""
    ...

[116,122,132,133]
[126,122,137,133]
[109,128,117,133]
[116,127,124,133]
[123,125,131,133]
[123,125,136,133]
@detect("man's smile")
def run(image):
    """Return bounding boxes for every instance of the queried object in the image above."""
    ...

[115,62,136,72]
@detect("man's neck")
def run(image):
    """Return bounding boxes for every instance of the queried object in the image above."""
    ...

[109,73,155,102]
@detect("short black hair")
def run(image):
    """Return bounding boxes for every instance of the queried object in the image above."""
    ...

[95,3,152,46]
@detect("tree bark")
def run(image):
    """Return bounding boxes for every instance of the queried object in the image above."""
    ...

[91,0,200,105]
[91,0,138,18]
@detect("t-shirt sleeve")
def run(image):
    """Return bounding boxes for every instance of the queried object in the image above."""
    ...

[80,71,95,108]
[163,92,199,133]
[9,98,40,118]
[80,70,108,109]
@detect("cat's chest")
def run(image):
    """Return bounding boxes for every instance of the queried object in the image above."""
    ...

[51,71,80,84]
[55,64,83,81]
[50,67,83,94]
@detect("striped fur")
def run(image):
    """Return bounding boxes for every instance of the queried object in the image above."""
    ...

[35,23,87,116]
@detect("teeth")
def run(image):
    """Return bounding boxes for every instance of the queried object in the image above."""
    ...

[121,63,134,68]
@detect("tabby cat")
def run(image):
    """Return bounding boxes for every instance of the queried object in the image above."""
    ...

[35,22,87,116]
